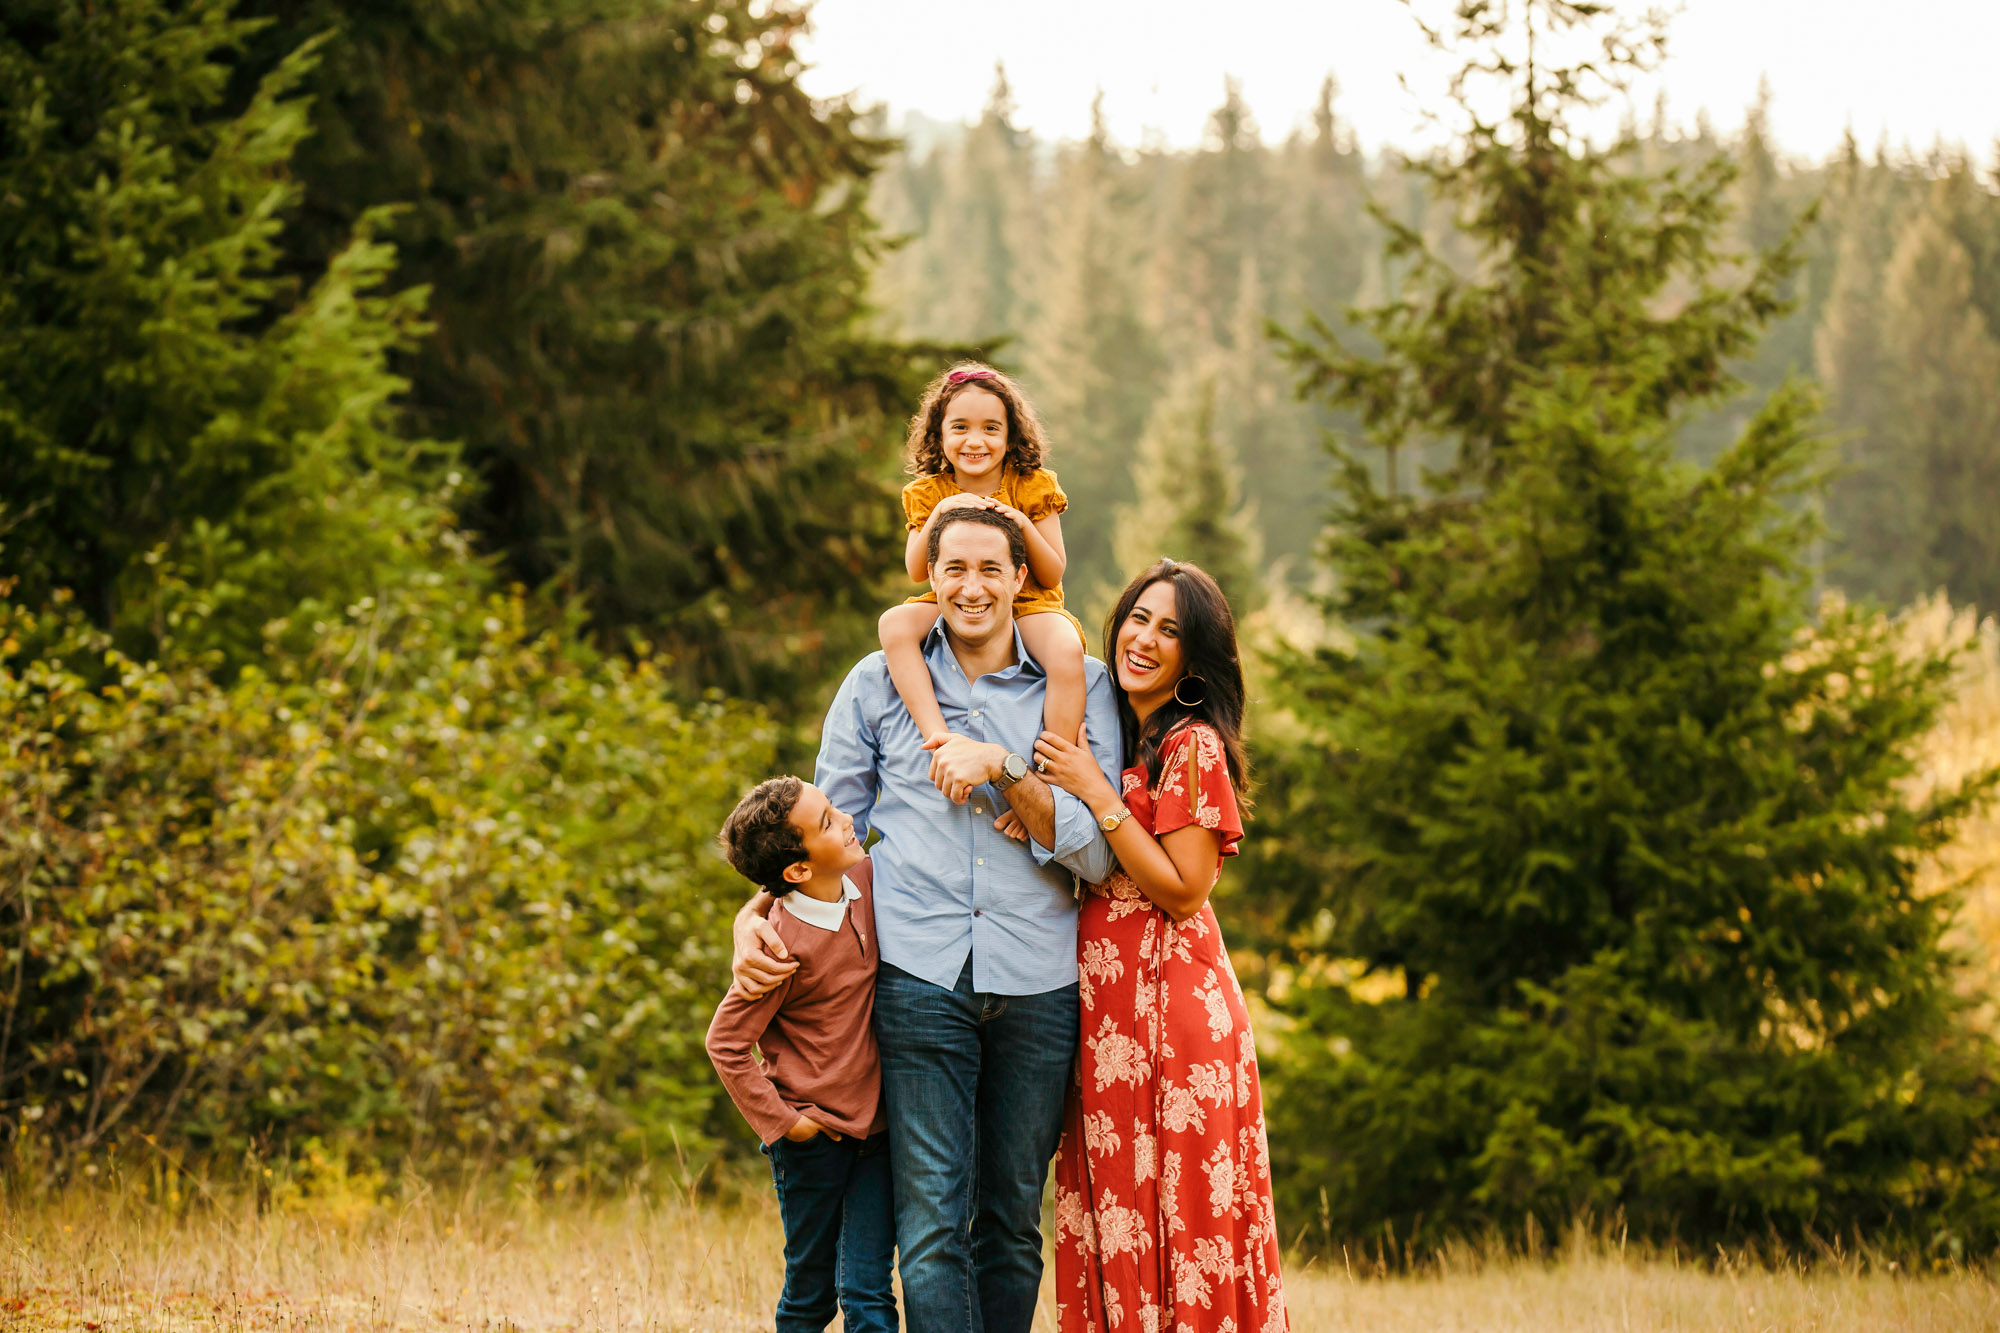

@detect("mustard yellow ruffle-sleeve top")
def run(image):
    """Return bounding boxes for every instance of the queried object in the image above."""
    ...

[901,468,1079,632]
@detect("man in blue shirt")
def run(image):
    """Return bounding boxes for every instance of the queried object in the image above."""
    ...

[732,505,1121,1333]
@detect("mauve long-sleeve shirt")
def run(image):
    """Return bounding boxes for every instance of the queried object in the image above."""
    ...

[704,859,885,1146]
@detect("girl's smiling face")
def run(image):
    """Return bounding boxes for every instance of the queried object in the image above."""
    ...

[1113,579,1185,714]
[940,387,1009,487]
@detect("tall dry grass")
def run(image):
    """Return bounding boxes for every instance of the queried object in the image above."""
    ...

[5,1174,2000,1333]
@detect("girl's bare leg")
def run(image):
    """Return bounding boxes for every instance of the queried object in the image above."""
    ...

[880,603,950,744]
[1019,613,1088,747]
[991,613,1090,843]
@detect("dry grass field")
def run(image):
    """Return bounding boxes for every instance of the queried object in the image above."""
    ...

[5,1177,2000,1333]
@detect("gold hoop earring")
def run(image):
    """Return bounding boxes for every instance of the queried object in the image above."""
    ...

[1173,674,1207,708]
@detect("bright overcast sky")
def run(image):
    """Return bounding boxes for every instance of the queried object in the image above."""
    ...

[797,1,2000,161]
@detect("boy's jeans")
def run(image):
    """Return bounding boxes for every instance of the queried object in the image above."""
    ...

[875,957,1081,1333]
[766,1130,896,1333]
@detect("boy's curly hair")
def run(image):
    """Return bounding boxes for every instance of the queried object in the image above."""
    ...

[904,362,1050,477]
[719,776,808,897]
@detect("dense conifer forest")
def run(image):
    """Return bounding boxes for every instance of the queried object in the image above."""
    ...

[868,76,2000,630]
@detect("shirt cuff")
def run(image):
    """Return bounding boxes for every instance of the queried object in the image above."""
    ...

[1039,785,1114,882]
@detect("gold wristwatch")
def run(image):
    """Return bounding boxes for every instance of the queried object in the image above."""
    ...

[1098,805,1132,833]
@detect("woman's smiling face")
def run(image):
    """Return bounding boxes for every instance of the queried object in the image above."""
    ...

[940,387,1009,485]
[1114,579,1184,710]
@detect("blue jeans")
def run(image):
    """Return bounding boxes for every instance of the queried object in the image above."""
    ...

[766,1130,897,1333]
[876,957,1080,1333]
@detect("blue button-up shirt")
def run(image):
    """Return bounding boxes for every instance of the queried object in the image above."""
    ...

[815,621,1123,995]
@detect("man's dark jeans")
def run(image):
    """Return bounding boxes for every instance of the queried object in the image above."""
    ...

[766,1130,896,1333]
[876,957,1080,1333]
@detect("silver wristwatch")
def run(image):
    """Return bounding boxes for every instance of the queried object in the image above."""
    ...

[993,751,1030,790]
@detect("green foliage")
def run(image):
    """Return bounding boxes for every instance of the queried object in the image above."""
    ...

[1262,0,2000,1254]
[1113,376,1262,616]
[873,48,2000,626]
[872,73,1370,616]
[236,0,924,700]
[1023,94,1167,616]
[0,574,774,1172]
[0,0,454,665]
[1816,170,2000,616]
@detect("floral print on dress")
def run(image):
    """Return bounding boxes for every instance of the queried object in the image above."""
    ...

[1053,723,1287,1333]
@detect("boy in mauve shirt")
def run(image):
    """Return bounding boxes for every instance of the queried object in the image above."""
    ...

[705,777,894,1333]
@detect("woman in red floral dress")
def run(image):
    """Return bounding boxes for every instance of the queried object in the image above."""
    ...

[1032,558,1288,1333]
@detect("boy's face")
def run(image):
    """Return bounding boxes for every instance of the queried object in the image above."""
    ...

[783,782,864,884]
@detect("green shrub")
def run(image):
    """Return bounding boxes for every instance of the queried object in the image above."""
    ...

[0,580,773,1176]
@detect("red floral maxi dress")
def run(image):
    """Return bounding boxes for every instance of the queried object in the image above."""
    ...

[1053,722,1288,1333]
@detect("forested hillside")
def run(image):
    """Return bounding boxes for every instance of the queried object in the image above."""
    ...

[867,76,2000,629]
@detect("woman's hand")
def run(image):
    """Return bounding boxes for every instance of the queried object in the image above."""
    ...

[1033,725,1116,806]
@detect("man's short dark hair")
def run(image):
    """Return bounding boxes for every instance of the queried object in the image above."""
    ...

[927,505,1028,573]
[719,776,808,897]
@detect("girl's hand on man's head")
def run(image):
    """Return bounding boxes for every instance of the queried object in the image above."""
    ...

[990,503,1031,531]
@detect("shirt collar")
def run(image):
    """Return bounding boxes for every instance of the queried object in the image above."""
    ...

[782,874,861,933]
[922,616,1044,681]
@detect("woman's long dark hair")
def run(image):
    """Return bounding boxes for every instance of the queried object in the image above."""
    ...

[1104,559,1250,803]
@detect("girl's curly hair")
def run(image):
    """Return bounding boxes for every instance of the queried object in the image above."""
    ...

[904,362,1050,477]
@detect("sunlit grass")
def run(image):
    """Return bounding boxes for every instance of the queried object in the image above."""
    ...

[6,1173,2000,1333]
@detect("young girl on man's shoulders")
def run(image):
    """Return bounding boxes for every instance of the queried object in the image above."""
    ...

[880,363,1088,759]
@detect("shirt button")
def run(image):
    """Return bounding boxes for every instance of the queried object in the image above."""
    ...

[976,858,985,866]
[974,909,983,917]
[974,806,985,815]
[971,709,981,719]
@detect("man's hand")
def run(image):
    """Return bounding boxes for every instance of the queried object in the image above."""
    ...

[928,735,1006,804]
[732,908,797,998]
[784,1115,838,1142]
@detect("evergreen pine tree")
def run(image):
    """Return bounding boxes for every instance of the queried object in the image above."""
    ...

[1940,152,2000,339]
[1675,78,1816,467]
[1113,374,1262,616]
[1175,78,1268,350]
[959,64,1036,340]
[1292,75,1369,336]
[0,0,453,664]
[1875,201,2000,613]
[1025,94,1164,618]
[233,0,922,698]
[1266,0,2000,1251]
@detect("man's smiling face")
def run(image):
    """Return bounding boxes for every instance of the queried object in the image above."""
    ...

[929,521,1025,649]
